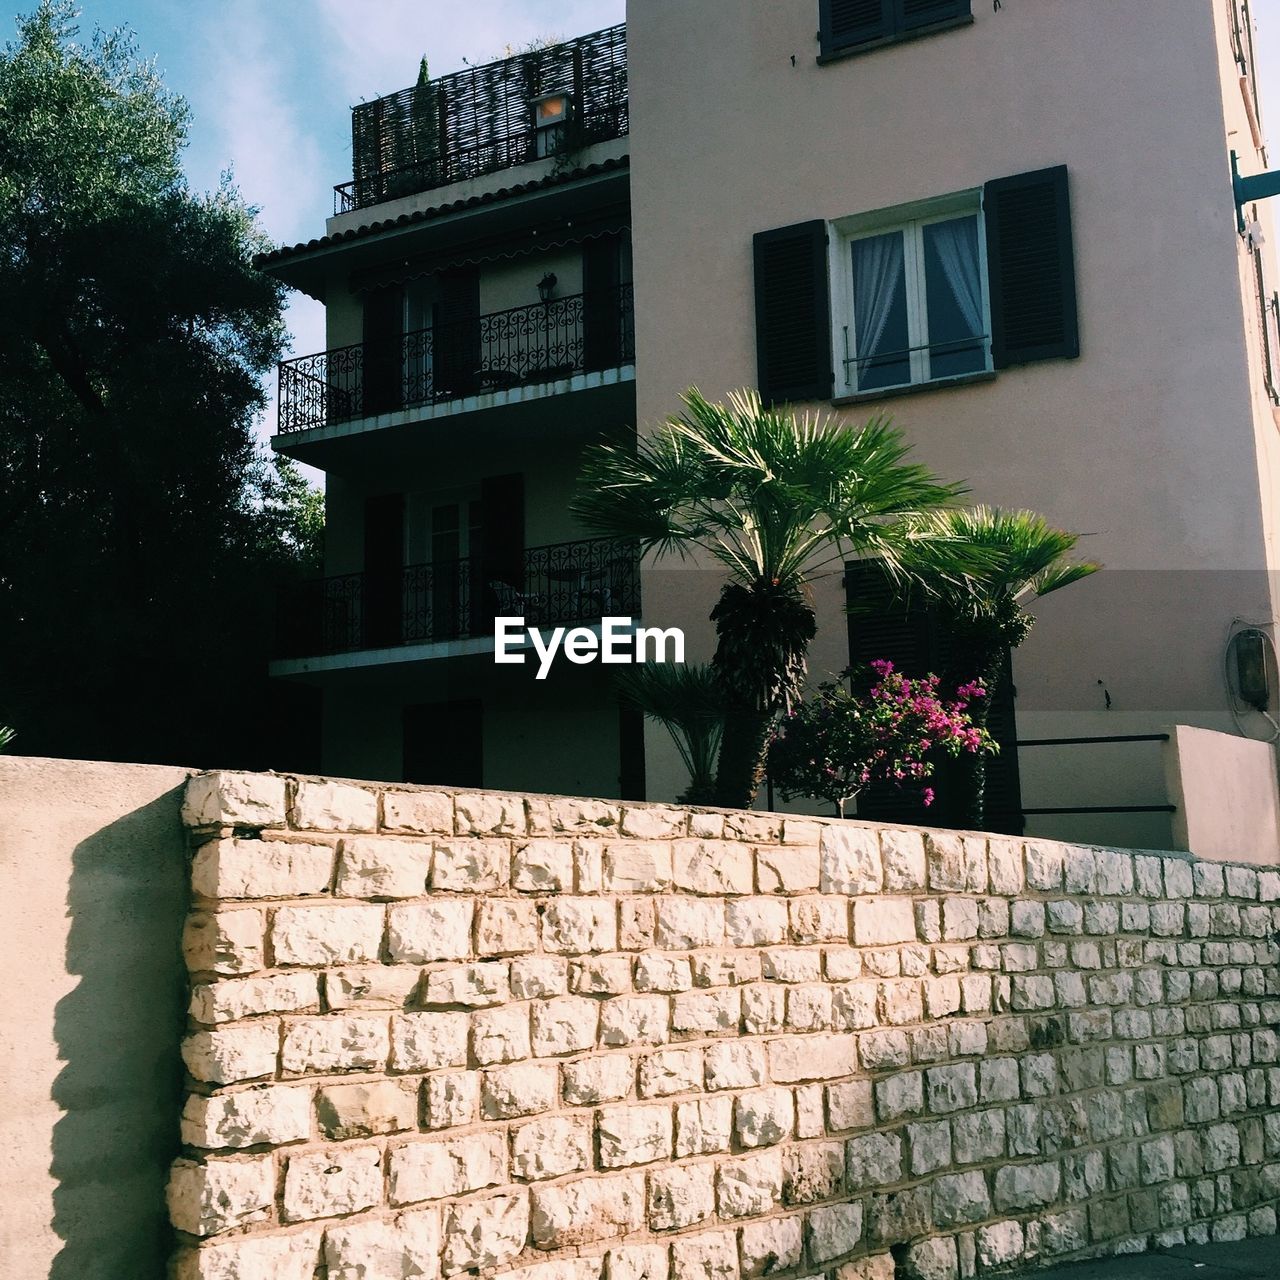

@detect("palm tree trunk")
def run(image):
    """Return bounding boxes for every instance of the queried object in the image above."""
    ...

[714,708,774,809]
[708,578,816,810]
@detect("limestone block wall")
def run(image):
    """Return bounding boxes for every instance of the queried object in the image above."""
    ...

[170,771,1280,1280]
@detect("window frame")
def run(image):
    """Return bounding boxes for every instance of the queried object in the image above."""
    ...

[830,189,993,398]
[817,0,974,64]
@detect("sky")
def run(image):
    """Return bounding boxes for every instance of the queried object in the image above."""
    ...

[29,0,1280,464]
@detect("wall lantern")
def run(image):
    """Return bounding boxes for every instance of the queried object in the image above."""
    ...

[532,92,571,158]
[537,272,558,305]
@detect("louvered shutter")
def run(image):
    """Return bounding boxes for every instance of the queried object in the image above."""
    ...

[981,650,1026,836]
[900,0,971,31]
[753,221,832,406]
[984,165,1080,368]
[820,0,893,54]
[843,562,1025,832]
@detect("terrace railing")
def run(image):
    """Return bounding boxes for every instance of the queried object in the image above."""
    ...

[337,24,628,214]
[276,537,640,659]
[277,285,634,435]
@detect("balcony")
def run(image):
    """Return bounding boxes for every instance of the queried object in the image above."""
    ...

[277,285,634,436]
[276,537,640,660]
[337,25,628,215]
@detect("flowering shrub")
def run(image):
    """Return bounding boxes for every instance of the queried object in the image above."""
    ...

[768,660,996,817]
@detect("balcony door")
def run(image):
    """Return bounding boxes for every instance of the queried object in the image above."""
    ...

[363,492,405,648]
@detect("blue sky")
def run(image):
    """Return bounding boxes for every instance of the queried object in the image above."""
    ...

[30,1,1280,458]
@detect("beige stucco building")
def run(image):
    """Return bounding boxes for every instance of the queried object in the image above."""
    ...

[263,2,1280,849]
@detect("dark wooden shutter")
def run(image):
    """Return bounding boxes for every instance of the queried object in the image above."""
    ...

[820,0,893,54]
[843,561,1024,832]
[753,221,832,405]
[362,285,404,415]
[984,165,1079,368]
[900,0,970,31]
[434,267,481,399]
[619,701,646,801]
[363,493,405,648]
[981,650,1025,836]
[479,473,525,626]
[583,233,624,372]
[844,561,935,825]
[404,701,483,787]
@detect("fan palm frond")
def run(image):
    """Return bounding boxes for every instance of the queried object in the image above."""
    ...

[615,662,725,803]
[571,388,965,590]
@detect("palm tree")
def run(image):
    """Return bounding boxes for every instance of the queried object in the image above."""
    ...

[896,505,1101,828]
[615,662,724,804]
[571,387,966,808]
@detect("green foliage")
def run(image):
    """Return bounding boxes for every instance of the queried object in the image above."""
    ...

[573,388,964,587]
[884,505,1100,828]
[898,505,1100,650]
[0,723,13,752]
[0,1,322,766]
[614,662,724,805]
[573,389,963,807]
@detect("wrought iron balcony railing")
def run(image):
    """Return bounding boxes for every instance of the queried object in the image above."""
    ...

[338,25,627,214]
[277,285,634,435]
[276,537,640,659]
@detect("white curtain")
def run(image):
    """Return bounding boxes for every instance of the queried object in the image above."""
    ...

[852,232,905,380]
[930,216,983,339]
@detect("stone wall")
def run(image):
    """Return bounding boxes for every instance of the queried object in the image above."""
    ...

[170,771,1280,1280]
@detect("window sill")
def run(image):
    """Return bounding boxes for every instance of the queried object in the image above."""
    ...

[832,369,996,407]
[817,14,974,66]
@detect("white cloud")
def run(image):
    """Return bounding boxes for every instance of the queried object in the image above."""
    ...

[313,0,626,106]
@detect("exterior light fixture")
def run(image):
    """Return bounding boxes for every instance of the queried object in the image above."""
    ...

[532,92,571,158]
[537,273,558,305]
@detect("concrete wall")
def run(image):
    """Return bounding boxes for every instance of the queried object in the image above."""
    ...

[625,0,1280,827]
[1166,724,1280,865]
[169,769,1280,1279]
[0,757,191,1280]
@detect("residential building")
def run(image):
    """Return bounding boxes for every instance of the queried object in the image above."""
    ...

[262,3,1280,849]
[626,0,1280,848]
[262,26,644,801]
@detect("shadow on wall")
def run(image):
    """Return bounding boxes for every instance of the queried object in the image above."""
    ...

[51,790,188,1280]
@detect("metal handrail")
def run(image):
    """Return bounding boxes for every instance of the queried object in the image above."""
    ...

[276,537,640,658]
[340,24,628,213]
[276,284,635,435]
[334,104,630,214]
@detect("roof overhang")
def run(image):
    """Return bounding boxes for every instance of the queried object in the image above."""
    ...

[257,159,630,302]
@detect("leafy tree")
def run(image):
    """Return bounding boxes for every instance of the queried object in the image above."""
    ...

[894,506,1100,828]
[572,388,966,808]
[0,1,321,767]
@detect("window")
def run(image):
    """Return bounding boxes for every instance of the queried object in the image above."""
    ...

[818,0,972,61]
[838,201,990,394]
[752,166,1079,406]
